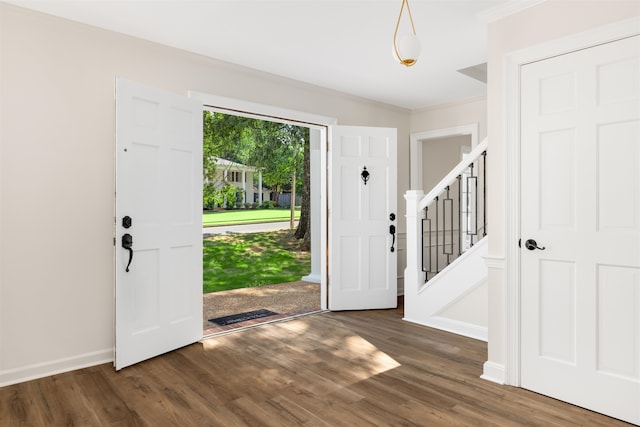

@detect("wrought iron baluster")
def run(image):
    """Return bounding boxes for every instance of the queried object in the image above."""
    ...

[435,196,439,274]
[443,186,453,266]
[422,206,432,282]
[420,210,424,279]
[473,161,478,243]
[457,175,462,257]
[482,150,487,237]
[467,162,477,247]
[427,207,431,280]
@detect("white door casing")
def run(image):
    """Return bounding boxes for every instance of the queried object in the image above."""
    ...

[520,36,640,424]
[115,78,203,370]
[329,126,397,310]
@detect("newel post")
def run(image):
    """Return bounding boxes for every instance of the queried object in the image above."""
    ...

[404,190,424,318]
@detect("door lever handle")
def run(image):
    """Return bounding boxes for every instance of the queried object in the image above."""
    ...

[121,233,133,272]
[524,239,545,251]
[389,225,396,253]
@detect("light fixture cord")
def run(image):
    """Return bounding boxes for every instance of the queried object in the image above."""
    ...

[404,0,417,35]
[393,0,417,64]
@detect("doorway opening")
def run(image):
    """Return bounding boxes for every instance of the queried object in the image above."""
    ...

[409,124,478,191]
[199,109,322,335]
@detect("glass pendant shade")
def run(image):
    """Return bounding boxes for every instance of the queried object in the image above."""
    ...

[393,0,420,67]
[396,33,421,66]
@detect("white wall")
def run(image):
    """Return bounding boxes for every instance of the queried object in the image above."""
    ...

[440,281,488,327]
[421,135,471,191]
[0,3,410,385]
[485,0,640,381]
[410,97,487,140]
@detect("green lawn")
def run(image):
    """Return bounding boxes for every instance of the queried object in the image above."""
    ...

[203,229,310,293]
[203,208,300,227]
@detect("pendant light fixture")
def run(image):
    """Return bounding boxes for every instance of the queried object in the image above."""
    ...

[393,0,421,67]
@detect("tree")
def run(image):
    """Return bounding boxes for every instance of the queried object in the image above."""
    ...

[203,111,253,185]
[245,121,304,202]
[202,111,311,245]
[294,139,311,249]
[203,111,259,209]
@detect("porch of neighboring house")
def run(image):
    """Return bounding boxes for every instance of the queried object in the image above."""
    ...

[209,158,269,207]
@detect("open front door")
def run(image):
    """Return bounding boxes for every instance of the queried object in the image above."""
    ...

[329,126,397,310]
[115,78,203,370]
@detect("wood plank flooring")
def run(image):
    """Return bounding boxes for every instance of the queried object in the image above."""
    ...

[0,303,632,426]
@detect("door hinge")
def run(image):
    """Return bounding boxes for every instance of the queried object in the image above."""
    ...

[113,236,116,246]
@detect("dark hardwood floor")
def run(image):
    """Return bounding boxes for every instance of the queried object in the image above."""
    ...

[0,303,632,426]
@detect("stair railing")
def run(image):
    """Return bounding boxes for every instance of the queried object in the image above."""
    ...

[406,137,488,285]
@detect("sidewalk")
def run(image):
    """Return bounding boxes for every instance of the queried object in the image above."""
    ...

[203,221,299,235]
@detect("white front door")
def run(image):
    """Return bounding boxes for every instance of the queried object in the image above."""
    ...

[329,126,397,310]
[115,78,203,370]
[520,36,640,424]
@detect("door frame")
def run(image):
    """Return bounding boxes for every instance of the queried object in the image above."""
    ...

[503,17,640,387]
[189,91,336,310]
[409,124,478,191]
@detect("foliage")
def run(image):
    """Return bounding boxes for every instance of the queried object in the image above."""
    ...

[203,230,310,293]
[203,111,307,197]
[202,112,249,183]
[202,110,311,242]
[203,183,242,210]
[225,188,242,209]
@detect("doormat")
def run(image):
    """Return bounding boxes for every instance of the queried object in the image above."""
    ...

[208,309,278,326]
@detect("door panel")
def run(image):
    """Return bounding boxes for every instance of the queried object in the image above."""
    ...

[115,78,203,370]
[329,126,397,310]
[520,36,640,424]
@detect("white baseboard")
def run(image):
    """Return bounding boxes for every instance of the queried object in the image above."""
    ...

[480,361,505,384]
[403,316,488,342]
[0,348,113,387]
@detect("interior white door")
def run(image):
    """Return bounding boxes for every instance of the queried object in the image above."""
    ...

[520,36,640,424]
[115,78,203,370]
[329,126,397,310]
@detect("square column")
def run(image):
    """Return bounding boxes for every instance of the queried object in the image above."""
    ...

[258,171,263,205]
[241,171,247,205]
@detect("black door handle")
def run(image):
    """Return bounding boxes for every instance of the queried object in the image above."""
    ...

[122,233,133,272]
[525,239,545,251]
[390,225,396,253]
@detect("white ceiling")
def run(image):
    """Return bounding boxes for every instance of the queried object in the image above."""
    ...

[5,0,513,110]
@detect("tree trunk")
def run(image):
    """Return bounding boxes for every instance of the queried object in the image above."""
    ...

[290,170,296,230]
[295,141,310,250]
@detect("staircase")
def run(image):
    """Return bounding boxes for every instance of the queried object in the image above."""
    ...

[403,138,488,341]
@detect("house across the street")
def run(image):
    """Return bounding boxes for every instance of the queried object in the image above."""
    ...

[208,157,268,207]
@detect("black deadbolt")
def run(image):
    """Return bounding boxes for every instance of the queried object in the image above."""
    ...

[122,216,132,229]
